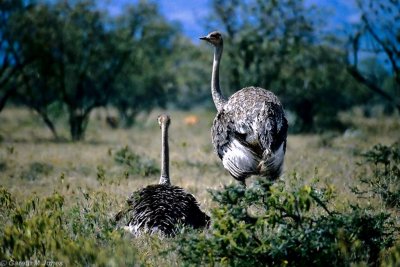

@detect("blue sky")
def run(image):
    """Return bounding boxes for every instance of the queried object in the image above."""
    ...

[101,0,359,42]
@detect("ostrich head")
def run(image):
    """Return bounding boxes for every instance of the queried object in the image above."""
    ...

[158,114,171,128]
[200,31,223,46]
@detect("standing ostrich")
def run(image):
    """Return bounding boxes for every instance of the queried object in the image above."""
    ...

[115,114,209,236]
[200,31,288,186]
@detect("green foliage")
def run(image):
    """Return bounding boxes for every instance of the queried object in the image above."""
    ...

[177,177,396,266]
[108,1,178,127]
[353,143,400,209]
[114,146,159,177]
[0,186,137,265]
[1,0,180,139]
[167,36,211,109]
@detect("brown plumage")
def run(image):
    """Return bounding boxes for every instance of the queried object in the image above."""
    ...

[200,31,288,186]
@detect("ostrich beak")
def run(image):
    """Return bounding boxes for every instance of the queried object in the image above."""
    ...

[199,36,209,41]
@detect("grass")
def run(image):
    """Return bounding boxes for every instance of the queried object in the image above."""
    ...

[0,106,399,265]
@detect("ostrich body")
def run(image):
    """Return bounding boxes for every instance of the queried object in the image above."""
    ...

[200,31,288,185]
[115,114,209,236]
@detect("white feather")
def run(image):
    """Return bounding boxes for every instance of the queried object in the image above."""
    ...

[222,139,259,178]
[270,142,285,171]
[260,142,285,178]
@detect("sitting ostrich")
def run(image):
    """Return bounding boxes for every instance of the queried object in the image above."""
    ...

[115,114,209,236]
[200,31,288,186]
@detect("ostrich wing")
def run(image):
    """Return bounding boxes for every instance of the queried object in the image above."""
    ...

[212,88,288,159]
[211,87,288,180]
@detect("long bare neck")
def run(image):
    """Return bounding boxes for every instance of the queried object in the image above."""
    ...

[159,122,170,185]
[212,42,226,112]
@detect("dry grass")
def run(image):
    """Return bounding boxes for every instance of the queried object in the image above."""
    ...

[1,106,398,205]
[0,106,399,264]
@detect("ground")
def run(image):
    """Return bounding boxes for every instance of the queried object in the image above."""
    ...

[0,107,399,265]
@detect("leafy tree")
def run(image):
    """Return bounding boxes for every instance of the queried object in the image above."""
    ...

[0,0,34,112]
[8,2,62,138]
[347,0,400,112]
[53,0,127,140]
[166,35,211,109]
[109,1,177,127]
[2,0,115,140]
[4,0,177,139]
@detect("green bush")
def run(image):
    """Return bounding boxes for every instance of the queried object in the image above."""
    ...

[0,186,138,265]
[113,146,159,177]
[177,177,396,266]
[353,142,400,209]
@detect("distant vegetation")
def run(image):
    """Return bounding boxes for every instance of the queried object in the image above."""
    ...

[0,0,398,140]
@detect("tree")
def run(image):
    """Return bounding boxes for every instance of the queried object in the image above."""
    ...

[8,2,62,139]
[1,0,181,140]
[347,0,400,112]
[167,35,211,109]
[0,0,62,138]
[49,0,136,140]
[0,0,34,112]
[109,1,177,127]
[7,1,115,140]
[10,0,137,140]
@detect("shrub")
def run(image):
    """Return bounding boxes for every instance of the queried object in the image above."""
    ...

[0,186,138,265]
[353,142,400,209]
[113,146,159,177]
[177,177,396,266]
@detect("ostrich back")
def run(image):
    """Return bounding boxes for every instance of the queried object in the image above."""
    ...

[212,87,288,181]
[125,184,210,236]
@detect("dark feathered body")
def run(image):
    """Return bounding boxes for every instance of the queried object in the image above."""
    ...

[212,87,288,183]
[115,114,209,237]
[121,184,210,236]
